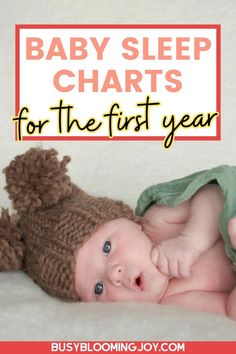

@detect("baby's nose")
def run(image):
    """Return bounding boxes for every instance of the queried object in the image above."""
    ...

[107,264,123,286]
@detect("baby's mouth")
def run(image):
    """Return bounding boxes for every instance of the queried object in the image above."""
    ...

[134,273,144,291]
[136,276,141,287]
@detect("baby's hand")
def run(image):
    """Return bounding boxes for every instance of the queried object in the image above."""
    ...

[150,235,201,278]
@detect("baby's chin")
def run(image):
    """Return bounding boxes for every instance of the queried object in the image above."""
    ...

[136,282,169,303]
[151,268,170,302]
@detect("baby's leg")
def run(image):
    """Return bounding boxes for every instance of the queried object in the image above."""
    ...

[227,216,236,248]
[226,286,236,320]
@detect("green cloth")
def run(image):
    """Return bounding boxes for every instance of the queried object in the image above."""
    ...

[135,165,236,269]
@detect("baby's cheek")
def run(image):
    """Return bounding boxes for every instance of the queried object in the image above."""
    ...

[106,288,130,302]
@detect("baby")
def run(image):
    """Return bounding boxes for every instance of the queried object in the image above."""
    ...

[75,184,236,320]
[1,148,236,320]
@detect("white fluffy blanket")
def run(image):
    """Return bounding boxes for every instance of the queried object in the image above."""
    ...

[1,272,235,340]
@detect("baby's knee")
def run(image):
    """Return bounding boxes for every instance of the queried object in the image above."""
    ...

[226,287,236,320]
[227,217,236,248]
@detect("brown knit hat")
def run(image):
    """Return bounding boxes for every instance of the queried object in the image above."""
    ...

[0,148,136,301]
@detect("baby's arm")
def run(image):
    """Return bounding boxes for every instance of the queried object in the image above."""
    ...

[148,184,224,277]
[176,184,224,252]
[143,199,190,242]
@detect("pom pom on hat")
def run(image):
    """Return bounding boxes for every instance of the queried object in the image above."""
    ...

[4,148,73,213]
[0,209,23,271]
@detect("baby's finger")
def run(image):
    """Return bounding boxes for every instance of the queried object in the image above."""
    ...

[156,248,170,276]
[150,246,159,266]
[168,258,181,278]
[178,259,192,278]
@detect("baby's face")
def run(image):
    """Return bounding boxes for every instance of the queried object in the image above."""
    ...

[75,218,169,302]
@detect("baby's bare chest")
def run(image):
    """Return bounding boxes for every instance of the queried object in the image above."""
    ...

[165,240,236,297]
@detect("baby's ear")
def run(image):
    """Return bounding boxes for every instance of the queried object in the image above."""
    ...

[0,209,24,271]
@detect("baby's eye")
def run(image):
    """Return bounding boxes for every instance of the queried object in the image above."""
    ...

[103,240,111,255]
[95,282,103,295]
